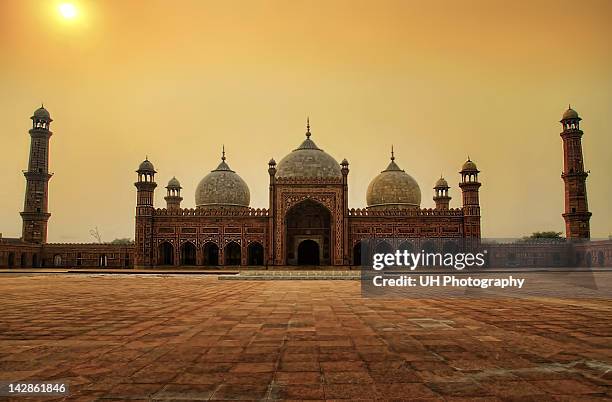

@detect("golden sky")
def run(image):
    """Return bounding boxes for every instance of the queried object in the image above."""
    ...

[1,0,611,242]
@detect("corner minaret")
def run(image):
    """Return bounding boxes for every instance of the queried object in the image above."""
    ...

[459,158,481,238]
[560,106,591,239]
[433,176,451,210]
[21,105,53,244]
[164,177,183,210]
[134,158,157,268]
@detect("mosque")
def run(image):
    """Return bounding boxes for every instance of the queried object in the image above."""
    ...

[0,106,609,269]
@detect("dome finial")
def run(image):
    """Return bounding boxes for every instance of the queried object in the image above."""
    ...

[306,117,311,138]
[221,145,226,161]
[390,145,395,161]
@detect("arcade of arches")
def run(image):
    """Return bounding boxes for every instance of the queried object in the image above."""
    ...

[156,241,265,267]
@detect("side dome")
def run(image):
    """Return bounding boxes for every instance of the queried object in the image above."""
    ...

[275,122,342,179]
[195,152,250,209]
[366,150,421,210]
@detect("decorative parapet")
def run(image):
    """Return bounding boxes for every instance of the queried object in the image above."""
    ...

[154,207,270,217]
[44,243,135,249]
[348,208,464,217]
[275,177,343,185]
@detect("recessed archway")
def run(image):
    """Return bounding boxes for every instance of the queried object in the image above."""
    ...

[224,242,241,266]
[247,242,264,266]
[374,241,393,255]
[353,241,362,266]
[158,242,174,266]
[181,242,197,266]
[285,199,331,265]
[203,242,219,266]
[298,240,320,265]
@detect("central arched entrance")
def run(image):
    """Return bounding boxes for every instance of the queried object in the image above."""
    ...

[285,199,331,266]
[298,240,320,265]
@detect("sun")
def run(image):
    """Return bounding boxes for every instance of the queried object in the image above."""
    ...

[58,3,78,19]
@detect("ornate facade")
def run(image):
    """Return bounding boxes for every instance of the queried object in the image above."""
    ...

[134,120,482,267]
[0,105,609,269]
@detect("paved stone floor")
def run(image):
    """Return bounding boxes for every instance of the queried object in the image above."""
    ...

[0,274,611,401]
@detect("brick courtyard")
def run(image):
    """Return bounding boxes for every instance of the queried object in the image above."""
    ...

[0,274,611,401]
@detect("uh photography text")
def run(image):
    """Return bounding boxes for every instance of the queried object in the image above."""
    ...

[366,247,525,290]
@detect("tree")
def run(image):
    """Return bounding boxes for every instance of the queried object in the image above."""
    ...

[521,231,564,242]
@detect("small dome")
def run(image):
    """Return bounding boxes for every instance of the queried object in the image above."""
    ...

[366,153,421,210]
[32,106,51,121]
[138,158,155,172]
[195,154,250,209]
[434,177,449,188]
[276,123,342,180]
[562,107,579,120]
[167,177,181,188]
[268,158,276,165]
[461,159,478,172]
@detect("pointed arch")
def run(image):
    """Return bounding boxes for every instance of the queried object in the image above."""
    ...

[180,241,197,266]
[374,240,393,255]
[224,242,241,266]
[247,242,264,266]
[353,241,362,266]
[202,242,219,266]
[158,242,174,266]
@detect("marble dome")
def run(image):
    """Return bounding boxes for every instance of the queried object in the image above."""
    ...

[195,155,250,209]
[276,126,342,180]
[366,153,421,210]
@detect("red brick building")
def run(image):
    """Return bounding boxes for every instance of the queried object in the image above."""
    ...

[132,118,482,268]
[0,106,609,269]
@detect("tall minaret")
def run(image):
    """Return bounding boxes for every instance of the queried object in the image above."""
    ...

[459,158,481,238]
[560,106,591,239]
[134,158,157,268]
[20,105,53,244]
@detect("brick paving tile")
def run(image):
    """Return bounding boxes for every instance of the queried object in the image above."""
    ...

[0,275,610,400]
[269,384,325,399]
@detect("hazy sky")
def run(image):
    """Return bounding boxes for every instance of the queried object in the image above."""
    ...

[1,0,611,242]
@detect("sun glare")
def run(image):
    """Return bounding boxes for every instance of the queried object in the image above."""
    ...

[58,3,77,19]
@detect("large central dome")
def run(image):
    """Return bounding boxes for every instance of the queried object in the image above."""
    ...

[276,123,342,180]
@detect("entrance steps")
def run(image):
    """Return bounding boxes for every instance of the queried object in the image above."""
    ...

[219,269,360,280]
